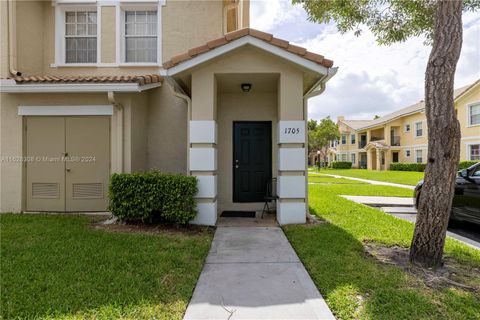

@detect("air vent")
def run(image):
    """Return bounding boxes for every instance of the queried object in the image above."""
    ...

[72,183,103,199]
[32,183,59,198]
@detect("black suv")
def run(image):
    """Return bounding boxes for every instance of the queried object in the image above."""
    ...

[414,162,480,226]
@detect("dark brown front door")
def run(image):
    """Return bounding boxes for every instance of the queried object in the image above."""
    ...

[233,121,272,202]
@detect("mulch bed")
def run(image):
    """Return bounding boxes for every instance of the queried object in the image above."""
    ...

[364,241,480,292]
[93,218,215,236]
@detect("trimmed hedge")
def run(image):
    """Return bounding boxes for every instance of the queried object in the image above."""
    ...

[330,161,352,169]
[109,171,197,225]
[459,160,479,170]
[390,161,479,172]
[390,163,427,172]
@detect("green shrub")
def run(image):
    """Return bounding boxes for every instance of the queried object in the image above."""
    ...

[330,161,352,169]
[459,160,479,170]
[390,163,426,172]
[109,171,197,225]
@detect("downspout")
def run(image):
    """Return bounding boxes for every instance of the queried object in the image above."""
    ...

[168,81,192,176]
[302,67,337,221]
[108,92,124,173]
[7,0,21,76]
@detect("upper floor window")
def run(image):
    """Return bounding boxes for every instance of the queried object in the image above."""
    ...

[124,10,158,63]
[469,144,480,161]
[65,11,97,63]
[350,134,356,145]
[415,122,423,137]
[341,135,347,144]
[468,104,480,126]
[416,149,423,163]
[404,124,411,132]
[405,149,411,157]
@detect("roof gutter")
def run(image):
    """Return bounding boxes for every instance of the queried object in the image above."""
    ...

[0,79,162,93]
[8,0,21,76]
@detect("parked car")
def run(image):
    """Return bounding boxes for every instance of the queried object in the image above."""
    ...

[414,162,480,226]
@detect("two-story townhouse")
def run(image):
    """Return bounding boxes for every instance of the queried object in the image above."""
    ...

[329,80,479,170]
[0,0,338,225]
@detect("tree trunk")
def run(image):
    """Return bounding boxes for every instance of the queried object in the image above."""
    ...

[409,0,463,268]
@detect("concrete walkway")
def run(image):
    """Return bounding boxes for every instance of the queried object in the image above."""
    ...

[342,195,480,250]
[312,173,415,190]
[184,227,335,320]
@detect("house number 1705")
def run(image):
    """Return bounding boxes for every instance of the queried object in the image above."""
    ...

[284,128,300,134]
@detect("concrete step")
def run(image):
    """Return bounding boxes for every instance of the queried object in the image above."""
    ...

[381,206,417,214]
[341,195,414,207]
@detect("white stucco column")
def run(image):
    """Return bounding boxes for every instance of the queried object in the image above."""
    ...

[189,72,218,226]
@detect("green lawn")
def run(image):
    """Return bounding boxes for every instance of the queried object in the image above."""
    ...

[311,168,424,186]
[284,174,480,320]
[0,214,213,320]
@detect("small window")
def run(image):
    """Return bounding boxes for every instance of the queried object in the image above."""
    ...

[415,122,423,137]
[416,150,423,163]
[125,10,158,63]
[405,124,411,132]
[351,134,356,145]
[341,153,347,161]
[350,153,356,164]
[405,149,411,157]
[469,104,480,126]
[65,11,97,63]
[341,135,347,144]
[469,144,480,160]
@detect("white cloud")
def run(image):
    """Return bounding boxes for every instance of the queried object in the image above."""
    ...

[251,0,480,122]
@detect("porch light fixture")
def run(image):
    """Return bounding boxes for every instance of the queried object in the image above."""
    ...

[241,83,252,92]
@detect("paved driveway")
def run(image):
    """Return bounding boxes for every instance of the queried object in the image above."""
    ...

[183,227,335,320]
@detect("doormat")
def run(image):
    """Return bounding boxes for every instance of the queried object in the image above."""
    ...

[221,211,256,218]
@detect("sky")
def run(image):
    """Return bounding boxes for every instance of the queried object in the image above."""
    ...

[250,0,480,122]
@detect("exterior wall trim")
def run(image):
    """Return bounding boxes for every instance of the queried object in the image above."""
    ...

[18,105,114,116]
[0,80,161,93]
[161,36,329,76]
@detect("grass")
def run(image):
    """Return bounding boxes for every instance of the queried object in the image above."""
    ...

[311,168,424,186]
[0,214,213,320]
[284,174,480,320]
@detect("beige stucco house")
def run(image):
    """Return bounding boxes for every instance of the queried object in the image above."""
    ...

[0,0,337,225]
[329,80,480,170]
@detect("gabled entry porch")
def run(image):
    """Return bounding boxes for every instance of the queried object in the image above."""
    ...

[161,28,336,226]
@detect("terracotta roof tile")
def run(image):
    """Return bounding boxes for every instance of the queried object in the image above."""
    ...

[163,28,334,70]
[270,37,289,49]
[207,37,229,49]
[9,74,163,85]
[286,44,307,56]
[188,44,210,57]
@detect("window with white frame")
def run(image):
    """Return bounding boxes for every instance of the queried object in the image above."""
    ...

[469,144,480,160]
[124,10,158,63]
[341,135,347,144]
[468,104,480,126]
[65,11,97,63]
[416,149,423,163]
[415,122,423,137]
[405,124,411,132]
[405,149,411,157]
[351,134,356,145]
[341,153,347,161]
[350,153,356,164]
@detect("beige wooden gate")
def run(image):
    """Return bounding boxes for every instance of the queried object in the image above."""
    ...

[26,117,110,212]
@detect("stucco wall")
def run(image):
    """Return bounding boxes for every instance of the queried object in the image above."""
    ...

[147,84,188,174]
[3,0,230,76]
[216,92,278,213]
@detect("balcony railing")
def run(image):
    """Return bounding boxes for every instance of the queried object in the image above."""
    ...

[359,141,367,149]
[390,136,401,146]
[370,136,384,142]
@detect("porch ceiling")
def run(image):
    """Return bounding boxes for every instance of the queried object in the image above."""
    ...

[216,73,278,93]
